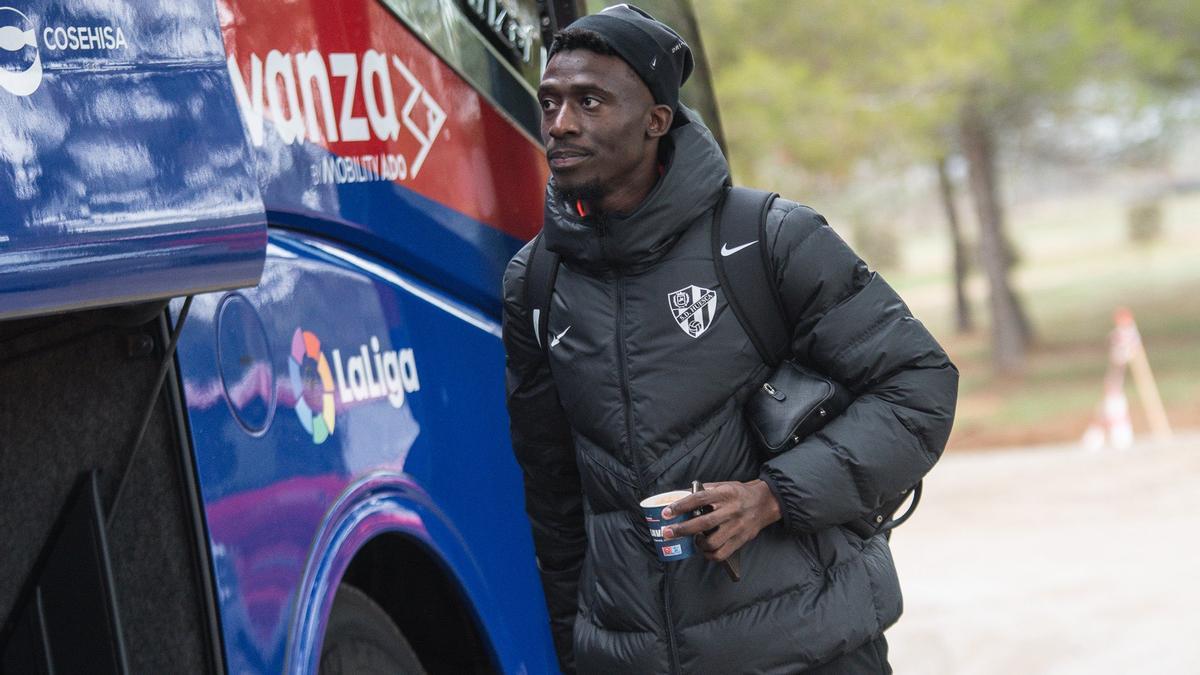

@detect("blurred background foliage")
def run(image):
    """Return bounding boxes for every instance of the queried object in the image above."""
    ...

[686,0,1200,448]
[697,0,1200,187]
[587,0,1200,448]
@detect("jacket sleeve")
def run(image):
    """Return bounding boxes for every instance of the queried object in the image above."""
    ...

[757,201,959,533]
[502,242,586,673]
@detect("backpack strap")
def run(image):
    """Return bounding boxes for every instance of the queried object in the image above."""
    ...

[715,187,925,537]
[524,232,560,355]
[712,185,788,366]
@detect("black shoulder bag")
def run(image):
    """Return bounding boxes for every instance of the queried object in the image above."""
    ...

[712,186,921,539]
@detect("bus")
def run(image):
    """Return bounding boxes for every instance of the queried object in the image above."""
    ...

[0,0,719,672]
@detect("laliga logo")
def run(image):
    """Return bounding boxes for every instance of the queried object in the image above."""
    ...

[289,328,338,444]
[330,336,420,410]
[288,327,421,445]
[0,7,41,96]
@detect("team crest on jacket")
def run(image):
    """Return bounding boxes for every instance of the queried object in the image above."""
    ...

[668,285,718,338]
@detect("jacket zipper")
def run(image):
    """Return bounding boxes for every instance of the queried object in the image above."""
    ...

[613,275,645,490]
[615,276,680,673]
[663,565,681,674]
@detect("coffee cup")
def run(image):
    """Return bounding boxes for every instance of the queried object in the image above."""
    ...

[640,490,695,562]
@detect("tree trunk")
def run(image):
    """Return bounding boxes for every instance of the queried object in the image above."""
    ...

[935,156,974,334]
[959,101,1032,374]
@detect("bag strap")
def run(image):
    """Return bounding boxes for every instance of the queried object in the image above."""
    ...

[883,481,922,532]
[845,481,924,540]
[524,232,560,356]
[711,185,788,366]
[715,186,925,535]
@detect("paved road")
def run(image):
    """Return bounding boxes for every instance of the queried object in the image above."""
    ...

[887,434,1200,674]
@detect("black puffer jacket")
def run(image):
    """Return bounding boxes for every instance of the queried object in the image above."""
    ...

[503,107,958,674]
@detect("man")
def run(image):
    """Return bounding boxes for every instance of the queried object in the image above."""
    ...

[503,5,957,673]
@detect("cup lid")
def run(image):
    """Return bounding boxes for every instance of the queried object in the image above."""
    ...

[639,490,692,508]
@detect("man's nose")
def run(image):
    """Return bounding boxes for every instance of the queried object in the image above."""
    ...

[546,104,579,138]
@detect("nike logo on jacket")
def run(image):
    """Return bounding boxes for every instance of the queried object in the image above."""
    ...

[720,240,757,256]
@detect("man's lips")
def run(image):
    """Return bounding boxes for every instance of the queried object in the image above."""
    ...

[547,147,591,169]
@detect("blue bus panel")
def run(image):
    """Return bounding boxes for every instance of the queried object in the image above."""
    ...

[174,231,558,673]
[0,0,266,320]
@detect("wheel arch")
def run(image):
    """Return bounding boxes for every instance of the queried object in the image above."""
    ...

[339,532,493,673]
[284,473,507,674]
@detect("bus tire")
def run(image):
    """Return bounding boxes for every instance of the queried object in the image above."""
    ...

[319,583,427,675]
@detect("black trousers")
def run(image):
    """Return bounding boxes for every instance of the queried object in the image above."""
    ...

[803,635,891,674]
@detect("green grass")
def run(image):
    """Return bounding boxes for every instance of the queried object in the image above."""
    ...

[886,191,1200,449]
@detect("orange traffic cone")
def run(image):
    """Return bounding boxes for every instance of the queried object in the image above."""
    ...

[1082,308,1172,451]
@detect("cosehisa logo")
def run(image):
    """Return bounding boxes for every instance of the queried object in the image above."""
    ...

[0,6,129,97]
[0,7,41,96]
[288,327,422,444]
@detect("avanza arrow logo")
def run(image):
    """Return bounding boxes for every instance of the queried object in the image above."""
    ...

[227,49,446,179]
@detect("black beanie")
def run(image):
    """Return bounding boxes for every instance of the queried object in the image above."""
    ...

[567,4,695,112]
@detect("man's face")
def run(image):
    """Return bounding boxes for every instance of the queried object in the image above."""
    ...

[538,49,661,204]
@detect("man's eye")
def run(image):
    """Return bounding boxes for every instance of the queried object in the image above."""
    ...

[540,99,557,111]
[581,96,600,109]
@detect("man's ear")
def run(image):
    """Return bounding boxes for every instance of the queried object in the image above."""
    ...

[647,104,673,139]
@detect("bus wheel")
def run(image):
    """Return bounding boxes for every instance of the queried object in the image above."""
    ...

[319,583,427,674]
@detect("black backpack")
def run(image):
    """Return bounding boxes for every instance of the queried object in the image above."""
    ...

[524,186,919,538]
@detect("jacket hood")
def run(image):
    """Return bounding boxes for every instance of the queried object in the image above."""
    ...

[542,105,730,271]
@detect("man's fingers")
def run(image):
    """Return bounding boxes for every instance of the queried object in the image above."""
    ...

[662,490,719,519]
[698,523,734,551]
[654,480,772,562]
[663,510,724,538]
[663,482,738,518]
[694,526,736,553]
[703,534,745,562]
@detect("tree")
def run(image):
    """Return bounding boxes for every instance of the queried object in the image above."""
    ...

[693,0,1200,374]
[935,156,973,335]
[959,95,1030,370]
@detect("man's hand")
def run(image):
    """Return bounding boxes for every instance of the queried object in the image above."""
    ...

[660,480,782,562]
